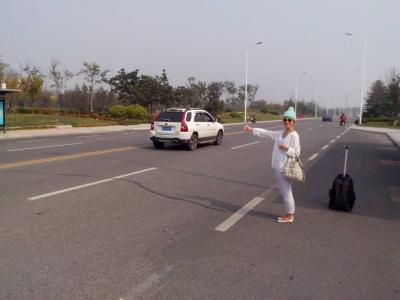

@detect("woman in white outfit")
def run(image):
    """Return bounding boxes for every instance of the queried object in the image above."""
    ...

[244,107,301,223]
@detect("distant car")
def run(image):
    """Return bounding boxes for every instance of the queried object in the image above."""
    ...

[150,108,224,150]
[322,114,333,122]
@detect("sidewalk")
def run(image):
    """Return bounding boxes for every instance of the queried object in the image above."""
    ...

[351,125,400,150]
[0,124,151,140]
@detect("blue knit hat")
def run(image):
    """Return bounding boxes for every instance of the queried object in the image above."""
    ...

[283,106,296,121]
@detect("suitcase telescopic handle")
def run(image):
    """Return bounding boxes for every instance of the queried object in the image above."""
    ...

[343,145,350,175]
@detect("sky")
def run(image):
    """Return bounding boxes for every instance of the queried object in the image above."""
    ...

[1,0,400,109]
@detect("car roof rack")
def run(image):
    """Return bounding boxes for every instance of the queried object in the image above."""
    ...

[163,107,204,112]
[163,107,186,112]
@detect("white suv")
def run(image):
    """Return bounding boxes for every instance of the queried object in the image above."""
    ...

[150,108,224,150]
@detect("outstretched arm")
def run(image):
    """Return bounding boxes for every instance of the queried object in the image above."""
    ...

[244,124,279,140]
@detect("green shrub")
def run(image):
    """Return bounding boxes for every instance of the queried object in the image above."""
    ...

[108,105,126,118]
[16,107,31,114]
[269,110,280,116]
[90,112,101,119]
[230,111,241,118]
[39,107,56,115]
[364,117,396,123]
[120,118,143,125]
[260,107,269,114]
[125,104,149,120]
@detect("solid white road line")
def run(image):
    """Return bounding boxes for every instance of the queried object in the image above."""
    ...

[215,196,265,232]
[119,265,172,300]
[321,145,329,150]
[231,141,260,150]
[17,139,49,143]
[7,142,83,152]
[28,167,157,200]
[308,153,319,161]
[306,127,313,130]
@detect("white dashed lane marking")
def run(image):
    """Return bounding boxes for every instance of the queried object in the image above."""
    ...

[28,167,158,200]
[215,196,266,232]
[7,142,83,152]
[231,141,260,150]
[17,139,49,143]
[76,135,101,138]
[308,153,319,161]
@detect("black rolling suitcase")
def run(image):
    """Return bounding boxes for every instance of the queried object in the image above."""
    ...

[329,145,356,212]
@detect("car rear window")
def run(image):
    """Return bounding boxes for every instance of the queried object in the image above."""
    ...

[156,112,183,122]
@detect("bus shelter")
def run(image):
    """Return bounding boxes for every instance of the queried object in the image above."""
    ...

[0,87,21,133]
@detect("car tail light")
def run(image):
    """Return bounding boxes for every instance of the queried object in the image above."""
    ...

[151,113,159,130]
[180,113,188,132]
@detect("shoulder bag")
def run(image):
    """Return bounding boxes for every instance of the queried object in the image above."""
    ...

[282,154,305,182]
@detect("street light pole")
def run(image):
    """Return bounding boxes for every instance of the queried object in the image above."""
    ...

[314,86,319,118]
[361,38,367,124]
[244,41,263,125]
[345,32,367,125]
[294,71,306,114]
[244,50,248,125]
[295,76,298,113]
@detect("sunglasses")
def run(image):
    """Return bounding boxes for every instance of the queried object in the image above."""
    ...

[283,118,293,123]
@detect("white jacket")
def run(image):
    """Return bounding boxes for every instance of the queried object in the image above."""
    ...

[252,128,301,171]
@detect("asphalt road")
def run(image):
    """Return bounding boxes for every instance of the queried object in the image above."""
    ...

[0,120,399,300]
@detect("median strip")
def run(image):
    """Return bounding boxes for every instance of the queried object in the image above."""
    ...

[28,167,157,200]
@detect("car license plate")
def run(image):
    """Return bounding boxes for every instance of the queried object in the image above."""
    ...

[162,126,171,131]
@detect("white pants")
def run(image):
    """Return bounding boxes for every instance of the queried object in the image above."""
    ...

[274,169,295,214]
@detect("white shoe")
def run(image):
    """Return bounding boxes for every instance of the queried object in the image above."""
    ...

[276,216,294,223]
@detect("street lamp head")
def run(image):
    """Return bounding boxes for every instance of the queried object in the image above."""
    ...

[345,32,353,36]
[256,41,263,45]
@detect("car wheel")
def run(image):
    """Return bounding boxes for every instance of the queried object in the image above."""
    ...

[186,133,198,151]
[214,130,223,145]
[153,141,164,149]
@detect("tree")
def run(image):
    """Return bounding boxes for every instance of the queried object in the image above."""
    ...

[137,74,161,113]
[385,69,400,117]
[0,58,8,83]
[365,80,387,117]
[49,57,74,104]
[79,62,109,112]
[107,68,140,105]
[186,77,208,108]
[22,65,44,112]
[223,81,239,110]
[155,69,175,110]
[205,82,224,115]
[238,84,259,110]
